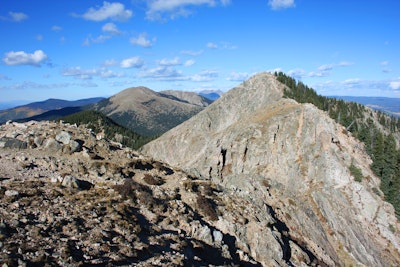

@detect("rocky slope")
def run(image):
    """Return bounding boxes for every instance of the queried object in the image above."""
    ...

[142,72,400,266]
[0,120,267,266]
[92,87,209,136]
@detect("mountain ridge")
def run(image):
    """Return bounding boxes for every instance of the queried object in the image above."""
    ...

[142,72,400,266]
[92,86,210,136]
[0,97,104,124]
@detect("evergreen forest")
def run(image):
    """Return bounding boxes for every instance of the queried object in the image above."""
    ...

[60,110,155,150]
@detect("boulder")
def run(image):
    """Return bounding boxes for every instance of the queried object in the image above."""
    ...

[0,137,27,149]
[56,131,71,145]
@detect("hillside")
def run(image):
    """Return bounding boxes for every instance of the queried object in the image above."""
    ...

[92,86,210,136]
[60,110,154,150]
[0,98,104,124]
[142,72,400,266]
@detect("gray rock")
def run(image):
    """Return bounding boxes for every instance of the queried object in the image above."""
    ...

[44,138,62,152]
[56,131,71,145]
[213,230,223,243]
[61,175,80,189]
[69,139,82,153]
[34,136,44,147]
[0,137,27,149]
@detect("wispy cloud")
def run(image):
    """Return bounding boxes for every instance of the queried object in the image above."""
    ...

[206,41,237,50]
[309,61,354,77]
[181,50,203,56]
[78,1,132,21]
[61,66,124,79]
[268,0,295,10]
[207,42,218,49]
[0,81,99,92]
[158,57,181,66]
[139,66,184,80]
[102,22,122,35]
[145,0,230,20]
[3,50,48,67]
[226,71,252,81]
[102,59,119,67]
[184,59,195,67]
[120,57,144,68]
[0,11,28,22]
[130,33,154,47]
[389,79,400,90]
[82,34,112,46]
[51,25,62,32]
[190,69,218,82]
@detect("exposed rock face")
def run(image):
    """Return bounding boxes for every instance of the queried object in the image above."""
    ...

[142,72,400,266]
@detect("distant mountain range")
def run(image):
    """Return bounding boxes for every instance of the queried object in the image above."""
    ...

[1,88,214,137]
[0,97,104,124]
[331,96,400,117]
[92,87,212,136]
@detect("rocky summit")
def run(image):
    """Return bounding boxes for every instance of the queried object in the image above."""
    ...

[0,120,266,266]
[142,72,400,266]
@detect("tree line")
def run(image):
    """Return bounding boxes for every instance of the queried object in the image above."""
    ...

[60,110,155,150]
[274,71,400,218]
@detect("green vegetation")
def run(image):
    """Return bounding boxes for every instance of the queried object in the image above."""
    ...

[60,110,155,150]
[274,71,400,218]
[349,160,364,182]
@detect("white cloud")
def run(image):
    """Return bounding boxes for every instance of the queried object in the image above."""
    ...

[51,25,62,32]
[206,41,236,50]
[62,66,124,79]
[36,35,43,41]
[102,22,122,35]
[268,0,295,10]
[139,66,184,80]
[130,33,154,47]
[1,12,28,22]
[190,69,218,82]
[184,59,195,67]
[181,50,203,56]
[103,59,119,67]
[227,72,251,81]
[120,57,144,68]
[389,80,400,90]
[145,0,230,20]
[287,68,306,79]
[158,57,181,66]
[206,42,218,49]
[82,34,112,46]
[3,50,48,67]
[80,1,132,21]
[309,62,354,77]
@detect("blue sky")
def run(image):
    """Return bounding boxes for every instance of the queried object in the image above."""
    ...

[1,0,399,103]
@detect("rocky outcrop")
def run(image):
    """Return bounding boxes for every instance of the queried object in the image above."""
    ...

[0,120,263,266]
[142,72,400,266]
